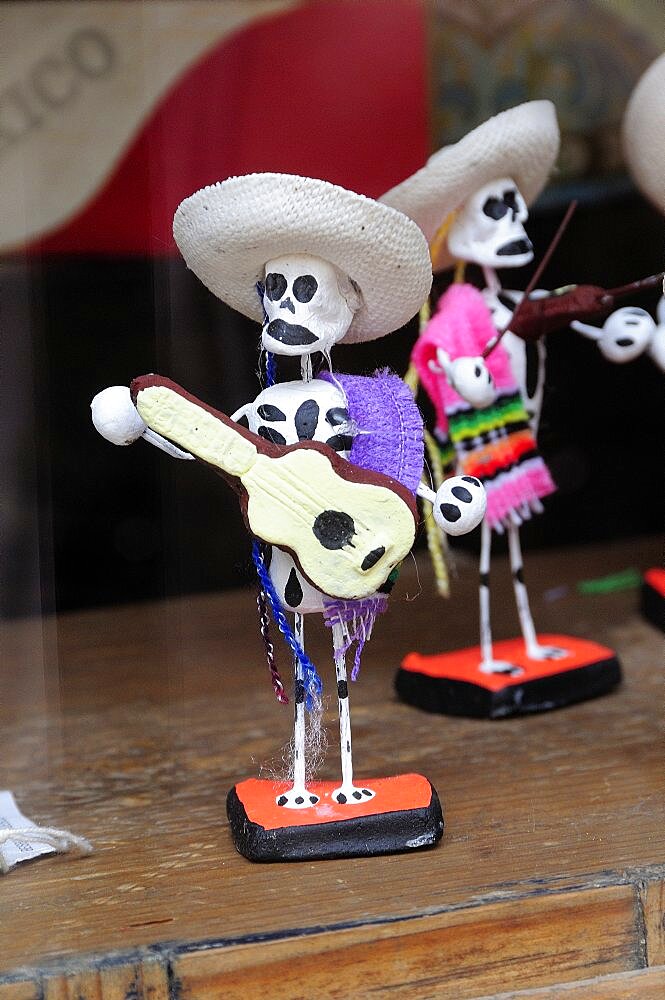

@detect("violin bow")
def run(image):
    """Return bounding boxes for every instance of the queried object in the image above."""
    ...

[483,199,578,358]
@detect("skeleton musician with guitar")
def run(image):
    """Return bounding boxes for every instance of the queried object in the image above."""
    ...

[91,174,487,861]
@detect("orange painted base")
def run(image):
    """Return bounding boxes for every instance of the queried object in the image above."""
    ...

[226,774,443,862]
[642,568,665,632]
[396,634,621,719]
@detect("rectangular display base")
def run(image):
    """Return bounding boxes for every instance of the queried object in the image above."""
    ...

[226,774,443,862]
[396,634,622,720]
[641,569,665,632]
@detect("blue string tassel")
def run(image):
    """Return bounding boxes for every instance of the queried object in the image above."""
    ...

[251,541,323,710]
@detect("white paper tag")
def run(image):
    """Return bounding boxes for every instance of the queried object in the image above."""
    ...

[0,791,55,871]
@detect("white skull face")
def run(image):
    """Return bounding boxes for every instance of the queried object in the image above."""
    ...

[598,307,655,363]
[430,348,497,409]
[573,307,655,364]
[448,177,533,268]
[261,253,358,357]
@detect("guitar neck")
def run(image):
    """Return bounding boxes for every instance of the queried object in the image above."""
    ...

[131,375,275,479]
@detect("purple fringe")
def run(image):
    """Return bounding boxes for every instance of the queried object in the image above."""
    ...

[319,369,423,495]
[322,595,389,681]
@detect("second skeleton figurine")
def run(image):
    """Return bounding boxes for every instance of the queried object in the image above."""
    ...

[92,173,486,860]
[383,102,622,718]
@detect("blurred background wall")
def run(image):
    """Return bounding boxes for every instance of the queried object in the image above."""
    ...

[1,0,663,617]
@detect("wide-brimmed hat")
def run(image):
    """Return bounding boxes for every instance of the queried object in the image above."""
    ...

[381,101,560,272]
[623,54,665,213]
[172,173,432,343]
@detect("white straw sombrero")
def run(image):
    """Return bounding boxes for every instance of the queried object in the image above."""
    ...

[173,173,432,343]
[623,53,665,213]
[381,101,560,272]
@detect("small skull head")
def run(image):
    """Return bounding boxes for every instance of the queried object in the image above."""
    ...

[448,177,533,268]
[260,253,361,357]
[573,307,655,364]
[430,348,497,409]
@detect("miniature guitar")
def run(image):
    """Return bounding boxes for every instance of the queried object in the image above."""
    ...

[130,375,418,601]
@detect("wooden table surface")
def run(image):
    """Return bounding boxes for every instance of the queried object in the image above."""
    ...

[1,536,663,999]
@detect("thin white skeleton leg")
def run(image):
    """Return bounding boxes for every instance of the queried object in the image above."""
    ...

[276,612,319,807]
[292,613,307,791]
[478,519,524,675]
[507,522,538,651]
[332,621,374,804]
[507,523,567,661]
[479,517,494,665]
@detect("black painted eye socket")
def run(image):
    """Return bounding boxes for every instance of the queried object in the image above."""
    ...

[265,273,287,301]
[293,274,318,303]
[482,197,509,220]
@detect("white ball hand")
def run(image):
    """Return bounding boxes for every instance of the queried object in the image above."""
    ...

[418,475,487,536]
[91,385,193,460]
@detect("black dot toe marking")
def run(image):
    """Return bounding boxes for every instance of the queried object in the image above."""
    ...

[361,546,385,571]
[257,403,286,421]
[362,789,372,796]
[462,476,480,486]
[353,791,362,800]
[258,425,286,445]
[295,796,304,805]
[313,510,355,549]
[309,795,318,804]
[451,485,473,503]
[285,568,304,608]
[326,406,349,426]
[277,795,287,806]
[326,434,354,452]
[440,503,461,522]
[295,398,319,440]
[336,793,347,804]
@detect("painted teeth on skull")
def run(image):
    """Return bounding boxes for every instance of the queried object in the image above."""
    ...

[251,251,376,805]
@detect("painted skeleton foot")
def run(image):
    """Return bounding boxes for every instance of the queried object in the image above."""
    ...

[524,643,569,662]
[275,787,320,809]
[479,658,524,677]
[332,784,376,805]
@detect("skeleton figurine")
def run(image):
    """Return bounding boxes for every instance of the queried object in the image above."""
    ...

[572,297,665,371]
[383,102,567,677]
[92,174,485,849]
[570,54,665,376]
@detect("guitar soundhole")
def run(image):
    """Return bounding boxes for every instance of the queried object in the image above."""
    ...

[312,510,356,550]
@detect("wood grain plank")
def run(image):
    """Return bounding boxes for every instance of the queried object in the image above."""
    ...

[0,983,41,1000]
[37,960,168,1000]
[0,539,662,981]
[174,885,640,1000]
[481,963,665,998]
[640,879,665,966]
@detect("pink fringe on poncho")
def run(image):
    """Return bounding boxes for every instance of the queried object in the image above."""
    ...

[412,283,555,530]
